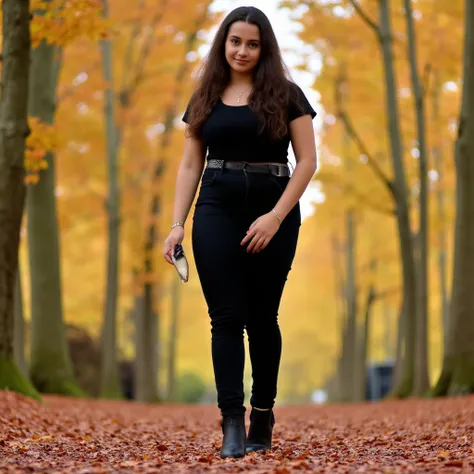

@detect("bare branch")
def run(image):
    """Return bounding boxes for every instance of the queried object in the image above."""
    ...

[334,71,395,197]
[322,178,395,215]
[120,0,169,106]
[349,0,380,36]
[121,0,146,95]
[344,182,395,215]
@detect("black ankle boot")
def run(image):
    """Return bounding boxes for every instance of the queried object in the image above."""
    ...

[246,408,275,453]
[220,415,246,459]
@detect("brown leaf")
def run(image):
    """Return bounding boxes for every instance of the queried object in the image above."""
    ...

[1,391,474,473]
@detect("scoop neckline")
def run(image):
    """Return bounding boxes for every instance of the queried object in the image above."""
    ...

[218,98,249,108]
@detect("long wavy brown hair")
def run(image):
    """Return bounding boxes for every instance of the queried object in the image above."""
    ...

[186,6,299,140]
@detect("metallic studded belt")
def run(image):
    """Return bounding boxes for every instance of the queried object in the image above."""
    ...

[206,159,290,177]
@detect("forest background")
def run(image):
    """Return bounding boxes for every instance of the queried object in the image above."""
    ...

[3,0,469,404]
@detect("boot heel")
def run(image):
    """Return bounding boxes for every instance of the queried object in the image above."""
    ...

[220,415,246,459]
[246,408,275,453]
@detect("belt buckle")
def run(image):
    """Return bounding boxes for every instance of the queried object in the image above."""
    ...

[273,165,283,177]
[209,159,224,169]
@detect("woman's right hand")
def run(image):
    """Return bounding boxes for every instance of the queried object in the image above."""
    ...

[163,226,185,264]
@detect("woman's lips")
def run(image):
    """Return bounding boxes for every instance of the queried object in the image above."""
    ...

[235,59,248,65]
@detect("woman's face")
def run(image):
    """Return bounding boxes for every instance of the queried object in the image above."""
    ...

[225,21,261,75]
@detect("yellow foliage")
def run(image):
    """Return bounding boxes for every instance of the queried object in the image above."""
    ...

[30,0,111,47]
[25,117,58,182]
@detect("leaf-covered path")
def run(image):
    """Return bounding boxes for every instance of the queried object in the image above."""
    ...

[0,391,473,473]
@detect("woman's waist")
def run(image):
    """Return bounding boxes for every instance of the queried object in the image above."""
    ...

[206,158,290,177]
[207,150,288,166]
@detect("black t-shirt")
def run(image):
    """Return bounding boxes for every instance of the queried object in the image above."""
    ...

[182,82,316,164]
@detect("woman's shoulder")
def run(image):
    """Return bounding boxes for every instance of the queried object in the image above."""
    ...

[182,90,201,124]
[286,80,317,121]
[287,80,302,92]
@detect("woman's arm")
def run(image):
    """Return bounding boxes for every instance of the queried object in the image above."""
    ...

[273,114,317,222]
[241,114,317,253]
[172,130,206,224]
[163,130,206,263]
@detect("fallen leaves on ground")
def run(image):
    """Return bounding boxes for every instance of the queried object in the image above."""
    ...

[0,391,473,473]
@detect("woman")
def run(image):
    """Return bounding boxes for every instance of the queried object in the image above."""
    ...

[163,6,317,459]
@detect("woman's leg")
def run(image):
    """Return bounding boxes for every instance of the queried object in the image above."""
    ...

[244,203,301,410]
[192,204,248,418]
[243,201,300,453]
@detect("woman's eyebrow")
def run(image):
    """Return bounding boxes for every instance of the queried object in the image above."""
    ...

[229,35,260,43]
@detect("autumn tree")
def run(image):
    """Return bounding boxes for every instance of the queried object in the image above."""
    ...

[0,0,40,399]
[345,0,416,398]
[432,0,474,395]
[99,0,123,399]
[402,0,430,396]
[27,0,107,395]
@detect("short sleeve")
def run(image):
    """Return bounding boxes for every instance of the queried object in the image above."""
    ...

[182,100,191,124]
[182,92,197,124]
[288,82,317,122]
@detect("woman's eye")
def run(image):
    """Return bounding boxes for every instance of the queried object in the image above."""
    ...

[249,43,258,49]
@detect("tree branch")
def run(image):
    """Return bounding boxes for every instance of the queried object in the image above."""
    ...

[319,173,395,215]
[343,182,395,215]
[120,0,169,106]
[349,0,380,36]
[334,72,395,197]
[121,0,145,96]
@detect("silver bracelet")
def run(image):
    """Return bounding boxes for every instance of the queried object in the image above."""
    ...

[171,221,184,229]
[271,208,282,224]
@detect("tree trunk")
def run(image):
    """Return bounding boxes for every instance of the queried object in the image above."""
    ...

[167,278,180,402]
[353,275,376,402]
[14,267,27,377]
[391,303,405,391]
[403,0,430,396]
[27,25,83,395]
[336,324,349,402]
[378,0,417,398]
[383,302,393,360]
[332,233,346,402]
[135,288,157,402]
[432,0,474,396]
[99,0,123,400]
[135,171,162,403]
[0,0,39,399]
[343,209,357,401]
[331,234,346,336]
[431,70,450,352]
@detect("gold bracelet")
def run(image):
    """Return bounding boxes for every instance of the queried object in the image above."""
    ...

[271,208,282,224]
[171,221,184,229]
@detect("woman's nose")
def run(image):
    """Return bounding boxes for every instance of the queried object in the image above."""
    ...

[238,45,248,56]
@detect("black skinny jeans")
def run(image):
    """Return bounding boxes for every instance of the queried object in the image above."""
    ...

[192,166,301,417]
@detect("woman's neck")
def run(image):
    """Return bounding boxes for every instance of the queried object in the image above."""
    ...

[229,70,253,87]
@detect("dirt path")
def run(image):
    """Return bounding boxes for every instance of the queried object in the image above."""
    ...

[1,391,473,473]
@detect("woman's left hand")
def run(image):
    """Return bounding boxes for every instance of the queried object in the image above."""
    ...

[241,211,281,253]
